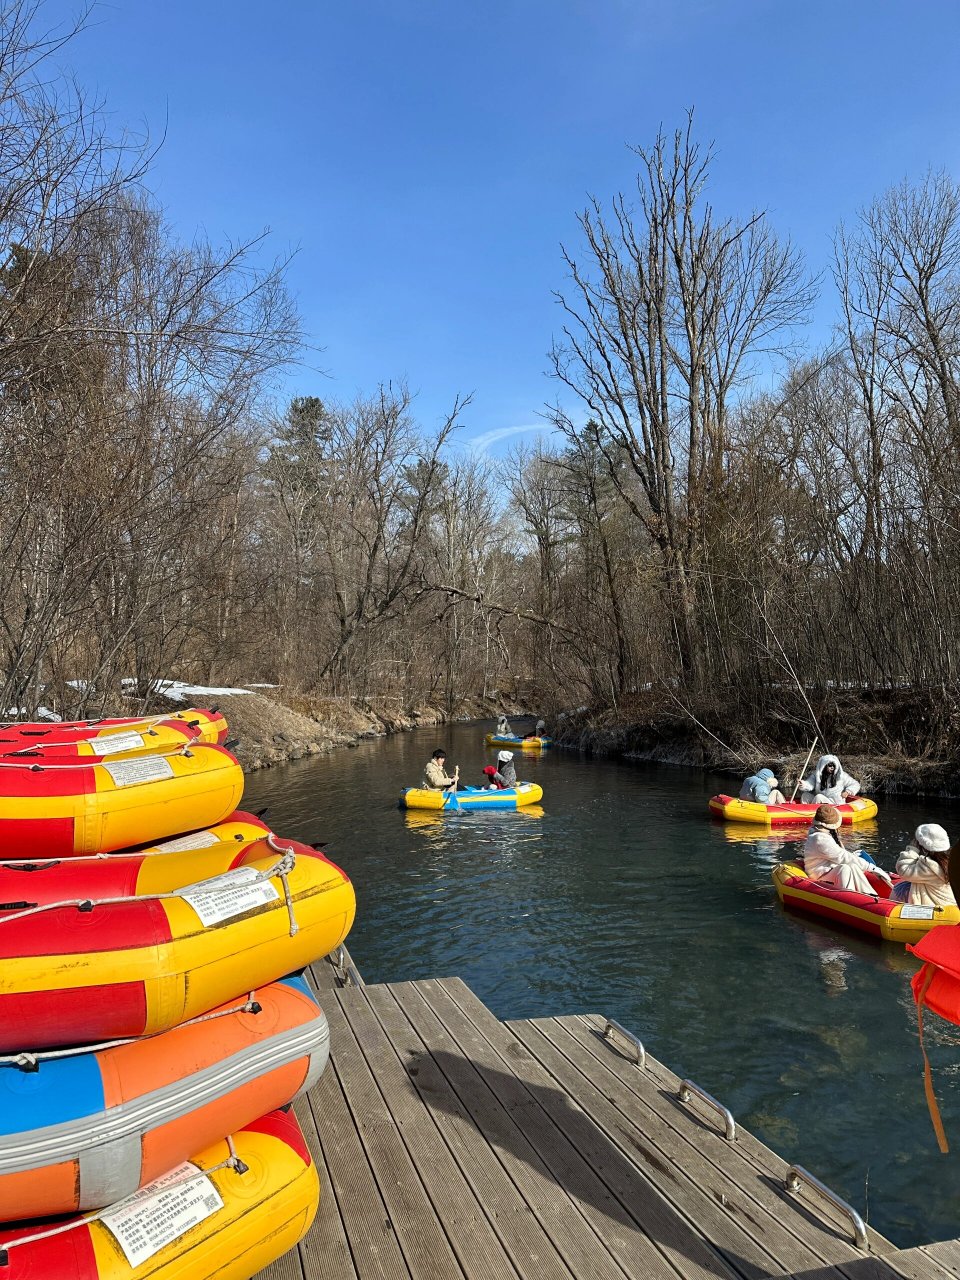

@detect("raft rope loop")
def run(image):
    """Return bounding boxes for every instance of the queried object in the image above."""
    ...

[0,744,196,772]
[0,847,299,930]
[0,1134,249,1263]
[0,992,262,1072]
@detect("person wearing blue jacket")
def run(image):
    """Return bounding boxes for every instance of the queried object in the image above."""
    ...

[739,767,786,805]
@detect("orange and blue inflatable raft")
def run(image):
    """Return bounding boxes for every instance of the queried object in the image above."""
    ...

[0,973,328,1219]
[0,838,355,1050]
[773,860,959,943]
[710,794,878,826]
[0,1108,319,1279]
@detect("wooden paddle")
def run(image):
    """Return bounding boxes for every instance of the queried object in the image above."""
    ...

[789,738,818,803]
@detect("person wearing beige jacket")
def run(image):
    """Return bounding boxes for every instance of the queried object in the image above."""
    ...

[892,824,955,908]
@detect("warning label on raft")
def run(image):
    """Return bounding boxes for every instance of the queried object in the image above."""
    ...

[101,1162,223,1267]
[102,755,175,787]
[89,730,145,756]
[180,866,279,926]
[900,904,936,920]
[153,829,221,853]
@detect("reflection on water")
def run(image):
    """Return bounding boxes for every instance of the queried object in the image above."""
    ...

[243,724,960,1249]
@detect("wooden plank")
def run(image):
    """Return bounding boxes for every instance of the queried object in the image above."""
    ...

[390,979,647,1280]
[917,1241,960,1277]
[292,1095,359,1280]
[337,983,521,1280]
[566,1012,892,1259]
[399,977,739,1280]
[362,982,579,1280]
[302,1022,412,1280]
[324,986,464,1279]
[508,1013,833,1277]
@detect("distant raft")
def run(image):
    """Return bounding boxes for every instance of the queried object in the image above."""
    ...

[0,707,228,748]
[0,840,355,1051]
[772,860,959,943]
[400,782,544,811]
[484,733,552,750]
[0,1108,319,1280]
[709,795,878,826]
[0,743,244,858]
[0,973,328,1219]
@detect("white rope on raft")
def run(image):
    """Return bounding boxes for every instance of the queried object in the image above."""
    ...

[0,991,262,1070]
[0,835,300,939]
[0,1134,249,1260]
[0,829,267,867]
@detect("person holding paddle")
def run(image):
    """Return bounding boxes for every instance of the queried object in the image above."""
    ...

[424,748,459,791]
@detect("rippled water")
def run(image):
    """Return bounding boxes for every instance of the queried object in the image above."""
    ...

[243,722,960,1248]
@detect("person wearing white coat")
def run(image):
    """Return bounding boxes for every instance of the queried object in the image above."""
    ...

[799,754,861,805]
[802,805,891,894]
[891,824,955,908]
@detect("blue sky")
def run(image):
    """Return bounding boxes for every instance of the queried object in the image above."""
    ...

[43,0,960,453]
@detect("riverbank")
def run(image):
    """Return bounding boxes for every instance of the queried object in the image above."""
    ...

[553,690,960,798]
[151,688,521,772]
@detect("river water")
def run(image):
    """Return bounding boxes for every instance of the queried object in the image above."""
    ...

[243,721,960,1248]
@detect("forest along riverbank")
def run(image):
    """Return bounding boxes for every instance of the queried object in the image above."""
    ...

[554,688,960,798]
[151,689,528,772]
[242,723,960,1250]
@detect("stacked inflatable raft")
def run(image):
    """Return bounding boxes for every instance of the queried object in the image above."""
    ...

[0,709,355,1279]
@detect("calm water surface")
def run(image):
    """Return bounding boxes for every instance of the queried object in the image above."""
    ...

[244,722,960,1248]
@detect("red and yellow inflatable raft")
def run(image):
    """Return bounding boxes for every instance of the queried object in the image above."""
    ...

[0,708,227,750]
[773,861,959,943]
[0,743,244,858]
[0,839,355,1050]
[0,1108,319,1279]
[710,794,878,826]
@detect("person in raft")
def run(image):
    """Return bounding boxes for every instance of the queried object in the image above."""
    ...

[482,764,507,790]
[891,824,956,908]
[739,767,786,805]
[496,750,517,787]
[803,804,892,894]
[798,754,861,805]
[535,718,547,736]
[496,714,512,735]
[424,749,459,791]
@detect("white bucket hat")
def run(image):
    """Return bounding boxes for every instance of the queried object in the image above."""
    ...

[498,750,513,763]
[915,823,950,854]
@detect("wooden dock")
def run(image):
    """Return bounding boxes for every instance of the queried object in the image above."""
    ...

[254,951,960,1280]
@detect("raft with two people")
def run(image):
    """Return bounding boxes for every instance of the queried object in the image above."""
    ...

[773,810,958,944]
[401,782,544,811]
[711,752,878,825]
[0,709,350,1279]
[484,732,553,750]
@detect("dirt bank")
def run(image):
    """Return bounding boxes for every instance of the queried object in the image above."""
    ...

[554,691,960,799]
[152,690,522,772]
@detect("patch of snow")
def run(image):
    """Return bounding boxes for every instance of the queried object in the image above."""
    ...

[3,706,61,721]
[151,680,252,702]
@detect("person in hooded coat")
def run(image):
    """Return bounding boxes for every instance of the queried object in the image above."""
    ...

[496,714,512,736]
[799,754,861,805]
[482,764,507,790]
[739,767,786,805]
[802,804,891,894]
[535,719,547,736]
[497,750,517,787]
[891,824,955,908]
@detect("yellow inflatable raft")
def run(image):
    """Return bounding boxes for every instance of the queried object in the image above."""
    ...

[709,794,878,826]
[0,743,245,858]
[400,782,543,811]
[0,1108,319,1278]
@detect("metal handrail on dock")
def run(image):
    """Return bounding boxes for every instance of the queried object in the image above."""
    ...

[678,1079,737,1141]
[601,1017,646,1066]
[785,1164,869,1251]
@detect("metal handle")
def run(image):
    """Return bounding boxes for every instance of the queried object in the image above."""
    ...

[331,945,364,988]
[602,1018,646,1067]
[678,1079,736,1140]
[784,1165,868,1251]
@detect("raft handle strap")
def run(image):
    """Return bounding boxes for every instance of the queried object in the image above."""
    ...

[678,1079,736,1140]
[784,1164,869,1250]
[601,1018,646,1068]
[2,991,261,1070]
[916,963,950,1154]
[266,833,299,936]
